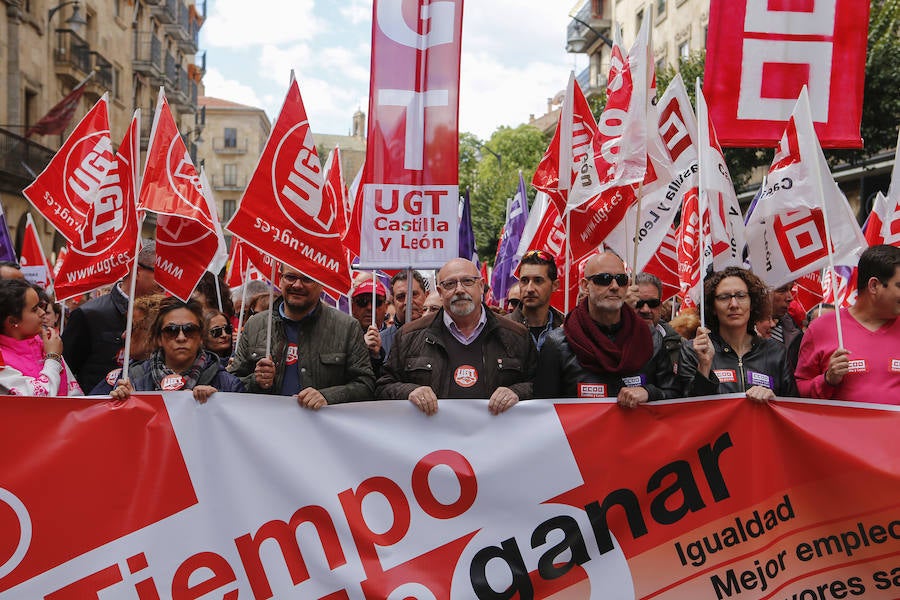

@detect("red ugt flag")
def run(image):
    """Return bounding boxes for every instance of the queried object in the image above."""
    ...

[23,95,112,244]
[54,111,141,301]
[24,83,87,138]
[226,79,351,295]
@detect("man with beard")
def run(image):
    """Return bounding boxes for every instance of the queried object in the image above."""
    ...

[535,251,679,405]
[229,264,374,409]
[377,258,536,415]
[505,250,563,350]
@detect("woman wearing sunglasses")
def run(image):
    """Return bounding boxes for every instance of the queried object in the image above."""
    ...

[203,310,234,366]
[0,280,82,395]
[677,267,797,402]
[92,298,243,401]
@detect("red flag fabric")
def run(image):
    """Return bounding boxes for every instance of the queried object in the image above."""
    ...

[19,214,53,289]
[323,146,349,238]
[138,89,216,232]
[23,95,112,243]
[24,83,88,138]
[675,189,704,308]
[139,89,218,301]
[225,79,350,295]
[53,112,140,301]
[703,0,868,148]
[224,238,277,289]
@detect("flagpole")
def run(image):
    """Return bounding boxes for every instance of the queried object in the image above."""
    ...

[798,90,844,348]
[632,183,644,277]
[371,269,377,328]
[121,218,144,384]
[57,300,65,334]
[213,272,223,312]
[695,78,707,330]
[234,264,250,352]
[564,211,572,314]
[265,260,276,360]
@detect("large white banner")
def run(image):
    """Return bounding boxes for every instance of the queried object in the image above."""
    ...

[1,394,898,599]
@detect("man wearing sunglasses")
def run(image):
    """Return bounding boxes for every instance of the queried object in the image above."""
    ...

[377,258,536,415]
[536,251,679,406]
[229,264,375,409]
[633,272,681,371]
[506,250,563,351]
[349,279,390,377]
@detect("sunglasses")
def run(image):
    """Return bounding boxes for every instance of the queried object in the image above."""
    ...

[208,324,234,338]
[506,298,522,309]
[353,296,385,308]
[635,298,661,309]
[161,323,202,338]
[585,273,629,287]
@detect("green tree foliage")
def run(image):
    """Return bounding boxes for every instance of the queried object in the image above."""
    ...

[460,125,548,262]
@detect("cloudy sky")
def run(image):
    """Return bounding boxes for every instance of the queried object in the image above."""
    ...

[200,0,582,139]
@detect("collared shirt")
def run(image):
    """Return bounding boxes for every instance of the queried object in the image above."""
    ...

[443,307,488,345]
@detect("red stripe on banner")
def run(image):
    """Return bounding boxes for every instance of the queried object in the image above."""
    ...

[767,0,816,12]
[0,395,196,593]
[760,63,811,99]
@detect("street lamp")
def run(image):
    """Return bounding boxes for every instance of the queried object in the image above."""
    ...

[568,12,614,49]
[48,1,87,37]
[472,139,502,169]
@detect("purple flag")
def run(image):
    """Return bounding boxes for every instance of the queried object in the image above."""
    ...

[0,204,17,263]
[490,172,529,303]
[458,188,477,262]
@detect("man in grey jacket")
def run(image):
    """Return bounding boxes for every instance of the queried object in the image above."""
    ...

[229,264,375,409]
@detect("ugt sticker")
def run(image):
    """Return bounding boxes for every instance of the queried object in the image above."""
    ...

[454,365,478,388]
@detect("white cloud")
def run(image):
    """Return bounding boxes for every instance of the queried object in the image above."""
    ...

[202,68,263,107]
[318,46,370,83]
[258,44,314,86]
[338,0,370,25]
[203,0,321,47]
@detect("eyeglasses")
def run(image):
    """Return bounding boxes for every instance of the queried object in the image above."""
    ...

[506,298,522,309]
[438,277,481,292]
[353,296,385,308]
[522,249,555,262]
[281,273,314,286]
[208,324,234,338]
[714,291,750,303]
[635,298,661,309]
[423,305,441,314]
[585,273,629,287]
[161,323,202,338]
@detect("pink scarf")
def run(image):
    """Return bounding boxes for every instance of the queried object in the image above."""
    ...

[0,333,71,395]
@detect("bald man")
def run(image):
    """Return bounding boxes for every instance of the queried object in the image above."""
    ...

[376,258,536,415]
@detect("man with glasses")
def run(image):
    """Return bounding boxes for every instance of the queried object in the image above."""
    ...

[380,270,429,359]
[536,251,679,405]
[505,250,564,351]
[229,264,374,408]
[377,258,536,415]
[633,272,681,370]
[62,240,163,392]
[350,279,390,377]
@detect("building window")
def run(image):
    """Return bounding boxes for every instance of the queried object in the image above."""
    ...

[222,199,236,221]
[223,127,237,148]
[656,0,666,20]
[223,164,237,187]
[679,41,690,62]
[636,9,644,33]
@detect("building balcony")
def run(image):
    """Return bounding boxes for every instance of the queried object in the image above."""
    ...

[575,65,607,99]
[164,52,178,85]
[0,129,55,193]
[91,52,113,91]
[151,0,177,24]
[566,1,612,55]
[211,174,246,191]
[54,29,92,86]
[133,32,164,76]
[212,137,248,154]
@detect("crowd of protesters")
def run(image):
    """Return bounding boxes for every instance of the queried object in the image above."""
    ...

[0,243,897,409]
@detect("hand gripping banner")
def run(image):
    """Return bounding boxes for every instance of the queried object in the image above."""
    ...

[357,0,464,269]
[1,395,898,599]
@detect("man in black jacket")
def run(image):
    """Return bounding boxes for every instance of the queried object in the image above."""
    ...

[536,251,680,405]
[377,258,536,415]
[62,241,161,392]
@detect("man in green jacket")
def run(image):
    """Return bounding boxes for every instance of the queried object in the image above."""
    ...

[229,264,375,409]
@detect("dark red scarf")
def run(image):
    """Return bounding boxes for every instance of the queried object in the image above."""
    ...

[563,299,653,375]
